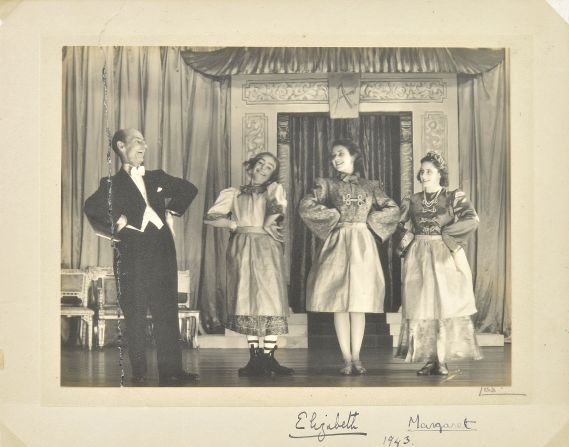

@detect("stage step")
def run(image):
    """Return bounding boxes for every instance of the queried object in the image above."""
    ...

[197,312,504,349]
[201,313,308,348]
[309,334,393,349]
[199,334,308,348]
[385,313,505,347]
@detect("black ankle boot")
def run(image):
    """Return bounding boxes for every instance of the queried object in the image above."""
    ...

[264,347,294,375]
[238,346,265,377]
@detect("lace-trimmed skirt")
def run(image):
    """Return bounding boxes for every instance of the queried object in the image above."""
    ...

[305,222,385,313]
[396,235,481,362]
[223,227,289,336]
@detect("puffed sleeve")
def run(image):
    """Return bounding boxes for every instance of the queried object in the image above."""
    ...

[204,188,237,221]
[441,189,479,252]
[392,196,415,257]
[299,178,341,241]
[399,196,412,226]
[265,182,287,216]
[366,183,400,242]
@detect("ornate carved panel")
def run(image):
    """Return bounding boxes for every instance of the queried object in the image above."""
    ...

[361,79,447,103]
[243,81,328,104]
[400,113,414,198]
[242,113,268,161]
[243,79,447,105]
[422,112,448,159]
[277,114,290,145]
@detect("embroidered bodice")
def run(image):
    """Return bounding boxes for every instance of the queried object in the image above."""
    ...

[299,176,399,241]
[399,188,479,250]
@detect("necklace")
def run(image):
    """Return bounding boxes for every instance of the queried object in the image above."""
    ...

[422,188,442,212]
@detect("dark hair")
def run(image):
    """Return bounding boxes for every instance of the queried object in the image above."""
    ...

[417,151,449,186]
[243,152,280,184]
[111,129,130,155]
[330,139,364,175]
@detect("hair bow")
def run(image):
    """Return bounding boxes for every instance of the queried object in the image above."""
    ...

[338,173,360,184]
[239,184,267,195]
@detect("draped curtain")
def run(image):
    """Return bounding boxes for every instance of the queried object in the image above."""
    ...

[287,114,401,313]
[458,62,509,336]
[62,47,230,329]
[182,47,504,77]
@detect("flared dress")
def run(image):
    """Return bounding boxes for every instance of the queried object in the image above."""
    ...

[299,174,399,313]
[205,182,289,336]
[396,188,483,363]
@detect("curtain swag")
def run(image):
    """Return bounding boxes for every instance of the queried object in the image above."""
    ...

[181,47,505,78]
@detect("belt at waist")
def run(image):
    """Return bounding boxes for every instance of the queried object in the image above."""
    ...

[414,234,442,240]
[235,226,266,234]
[336,222,368,229]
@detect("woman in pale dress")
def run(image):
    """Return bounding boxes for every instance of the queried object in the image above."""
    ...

[395,151,482,375]
[299,139,399,375]
[204,152,293,376]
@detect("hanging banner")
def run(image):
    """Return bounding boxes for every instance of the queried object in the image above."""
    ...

[328,72,361,119]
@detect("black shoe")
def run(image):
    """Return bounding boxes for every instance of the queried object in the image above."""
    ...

[416,362,437,376]
[264,347,294,376]
[131,376,146,386]
[434,363,449,375]
[238,347,265,377]
[159,370,200,386]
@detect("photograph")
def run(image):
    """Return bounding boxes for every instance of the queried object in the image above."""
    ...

[60,46,510,388]
[2,0,569,445]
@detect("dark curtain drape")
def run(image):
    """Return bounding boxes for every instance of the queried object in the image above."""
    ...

[288,113,401,313]
[182,47,505,77]
[458,61,509,336]
[360,115,402,311]
[61,46,230,332]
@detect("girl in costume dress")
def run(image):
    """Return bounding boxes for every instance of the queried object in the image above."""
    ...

[395,151,482,375]
[299,139,399,375]
[204,152,293,376]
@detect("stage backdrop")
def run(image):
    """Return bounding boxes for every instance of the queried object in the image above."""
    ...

[61,46,230,331]
[62,47,509,336]
[183,47,510,337]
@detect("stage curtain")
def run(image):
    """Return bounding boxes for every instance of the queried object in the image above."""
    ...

[458,62,510,336]
[182,47,505,77]
[287,114,401,312]
[360,114,402,312]
[62,47,230,330]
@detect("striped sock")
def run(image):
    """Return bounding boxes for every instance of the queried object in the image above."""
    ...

[263,335,277,354]
[246,336,259,349]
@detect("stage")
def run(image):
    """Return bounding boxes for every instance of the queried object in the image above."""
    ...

[61,345,510,388]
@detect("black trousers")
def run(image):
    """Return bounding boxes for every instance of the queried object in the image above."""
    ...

[114,224,182,379]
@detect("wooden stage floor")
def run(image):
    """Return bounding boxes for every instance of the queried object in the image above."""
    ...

[61,345,510,387]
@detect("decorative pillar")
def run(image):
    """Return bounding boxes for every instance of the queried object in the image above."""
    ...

[400,113,414,199]
[277,114,291,282]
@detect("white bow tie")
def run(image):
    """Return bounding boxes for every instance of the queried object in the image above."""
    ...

[130,166,145,177]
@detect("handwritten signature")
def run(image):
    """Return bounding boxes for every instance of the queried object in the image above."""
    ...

[479,386,526,396]
[289,410,367,442]
[408,414,477,433]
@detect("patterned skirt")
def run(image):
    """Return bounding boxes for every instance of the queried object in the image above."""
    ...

[223,227,289,336]
[396,235,481,362]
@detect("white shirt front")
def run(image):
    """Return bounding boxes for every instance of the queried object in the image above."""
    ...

[126,166,164,232]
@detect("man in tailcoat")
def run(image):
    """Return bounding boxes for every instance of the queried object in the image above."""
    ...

[84,128,198,386]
